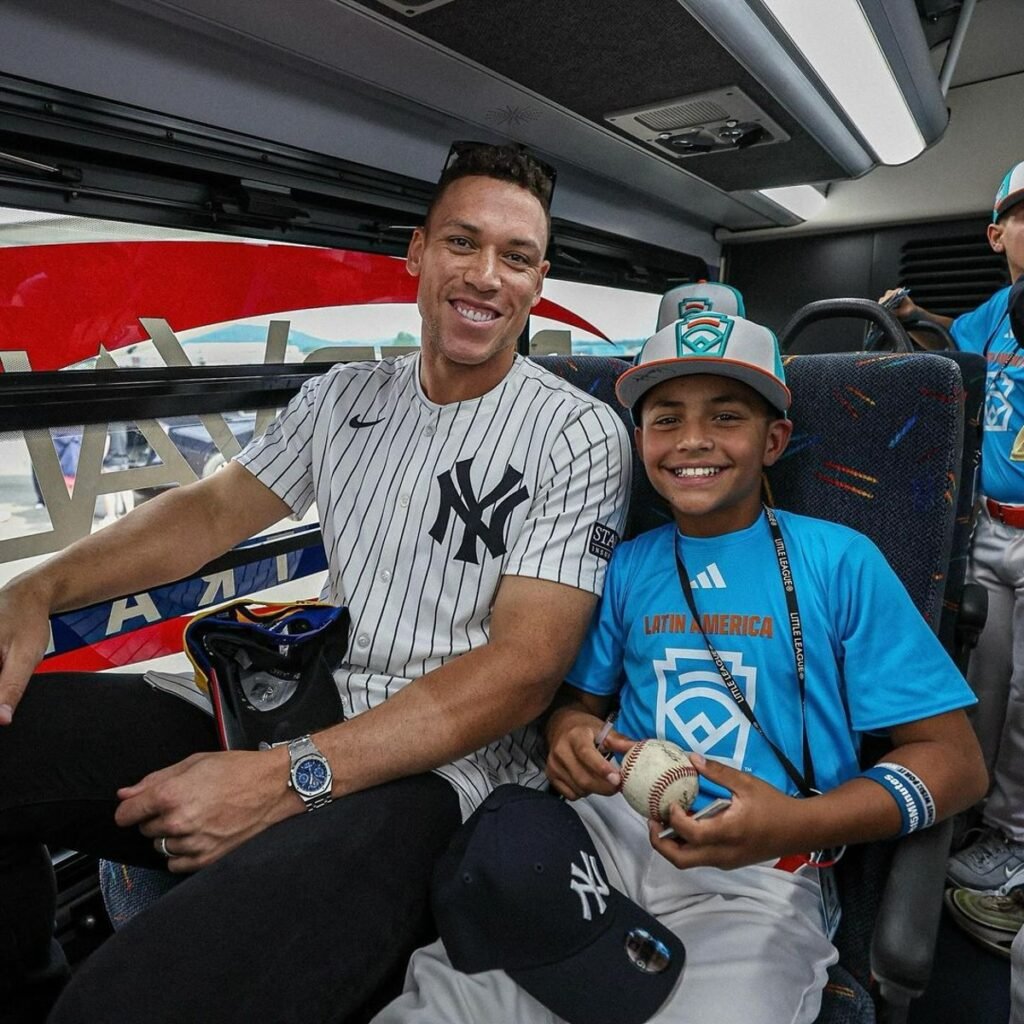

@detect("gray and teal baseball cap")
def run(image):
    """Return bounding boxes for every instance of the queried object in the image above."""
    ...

[616,311,791,417]
[656,282,746,331]
[993,161,1024,222]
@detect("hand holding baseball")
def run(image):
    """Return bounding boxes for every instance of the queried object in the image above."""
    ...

[649,754,814,870]
[546,710,634,801]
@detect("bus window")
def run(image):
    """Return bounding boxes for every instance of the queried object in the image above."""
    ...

[531,279,660,358]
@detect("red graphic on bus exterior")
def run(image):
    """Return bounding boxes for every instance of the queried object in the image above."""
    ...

[0,240,606,370]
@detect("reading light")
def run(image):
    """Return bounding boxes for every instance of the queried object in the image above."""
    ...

[758,0,924,165]
[758,185,828,220]
[677,0,947,170]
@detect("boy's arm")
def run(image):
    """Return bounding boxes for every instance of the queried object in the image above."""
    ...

[878,288,956,329]
[545,684,623,800]
[651,708,987,870]
[877,288,956,348]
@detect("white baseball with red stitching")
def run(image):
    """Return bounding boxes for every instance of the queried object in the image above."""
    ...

[620,739,699,823]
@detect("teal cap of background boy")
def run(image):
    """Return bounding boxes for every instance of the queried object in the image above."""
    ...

[993,161,1024,222]
[616,311,791,418]
[656,282,746,331]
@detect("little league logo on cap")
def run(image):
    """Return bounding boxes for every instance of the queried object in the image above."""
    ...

[993,160,1024,222]
[677,312,734,357]
[616,310,791,417]
[432,785,684,1024]
[656,281,746,331]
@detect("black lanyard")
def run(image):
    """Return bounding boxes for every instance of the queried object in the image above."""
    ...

[674,506,816,798]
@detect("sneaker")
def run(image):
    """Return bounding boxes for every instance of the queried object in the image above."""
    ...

[947,827,1024,893]
[944,886,1024,959]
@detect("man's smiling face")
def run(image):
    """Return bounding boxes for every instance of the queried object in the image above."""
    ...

[406,175,550,385]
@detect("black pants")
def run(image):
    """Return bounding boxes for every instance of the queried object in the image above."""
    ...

[0,673,462,1024]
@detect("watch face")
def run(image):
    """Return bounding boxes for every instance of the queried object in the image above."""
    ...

[294,755,330,796]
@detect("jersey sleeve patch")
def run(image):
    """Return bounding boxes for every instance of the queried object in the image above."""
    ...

[588,523,620,561]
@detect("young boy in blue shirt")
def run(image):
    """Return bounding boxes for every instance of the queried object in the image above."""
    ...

[375,313,988,1024]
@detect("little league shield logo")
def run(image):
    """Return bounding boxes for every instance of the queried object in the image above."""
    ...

[676,313,735,358]
[652,646,754,768]
[677,297,712,318]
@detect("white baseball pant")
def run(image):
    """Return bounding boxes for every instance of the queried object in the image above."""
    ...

[372,792,837,1024]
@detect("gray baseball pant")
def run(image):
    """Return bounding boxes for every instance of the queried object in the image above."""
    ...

[966,504,1024,841]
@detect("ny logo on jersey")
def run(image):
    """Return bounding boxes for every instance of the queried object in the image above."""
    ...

[429,458,530,564]
[569,851,610,921]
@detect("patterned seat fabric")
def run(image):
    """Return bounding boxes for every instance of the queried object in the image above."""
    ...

[770,353,979,1023]
[768,352,970,630]
[99,858,180,928]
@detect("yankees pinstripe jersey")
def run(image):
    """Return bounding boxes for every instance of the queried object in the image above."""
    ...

[236,352,631,815]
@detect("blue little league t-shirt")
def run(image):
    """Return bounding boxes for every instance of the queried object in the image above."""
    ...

[952,285,1024,502]
[567,512,975,810]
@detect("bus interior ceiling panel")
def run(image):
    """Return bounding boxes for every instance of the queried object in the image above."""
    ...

[0,0,721,262]
[0,0,949,254]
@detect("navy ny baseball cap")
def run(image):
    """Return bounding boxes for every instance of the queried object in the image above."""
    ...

[617,310,791,418]
[993,161,1024,222]
[432,785,684,1024]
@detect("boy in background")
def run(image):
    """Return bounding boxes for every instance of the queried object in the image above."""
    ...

[881,161,1024,902]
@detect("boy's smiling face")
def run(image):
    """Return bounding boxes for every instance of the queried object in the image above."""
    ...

[635,374,792,537]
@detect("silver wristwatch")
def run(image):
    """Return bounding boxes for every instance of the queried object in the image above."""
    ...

[286,735,333,812]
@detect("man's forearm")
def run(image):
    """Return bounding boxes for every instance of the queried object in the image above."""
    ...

[315,636,563,796]
[313,577,596,798]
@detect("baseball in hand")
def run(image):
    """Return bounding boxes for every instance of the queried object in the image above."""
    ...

[620,739,699,823]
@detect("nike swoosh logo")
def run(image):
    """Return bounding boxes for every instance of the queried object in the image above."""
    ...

[349,415,385,429]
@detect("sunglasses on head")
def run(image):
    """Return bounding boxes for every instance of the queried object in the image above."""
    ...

[442,140,557,206]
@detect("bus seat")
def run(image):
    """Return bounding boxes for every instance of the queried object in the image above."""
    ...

[99,351,976,1024]
[768,352,980,1024]
[779,299,989,676]
[656,281,746,330]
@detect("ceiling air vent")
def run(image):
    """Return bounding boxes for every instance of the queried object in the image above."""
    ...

[899,236,1010,318]
[370,0,459,15]
[606,87,789,158]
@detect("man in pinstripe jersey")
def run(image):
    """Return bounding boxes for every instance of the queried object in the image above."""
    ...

[0,144,631,1023]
